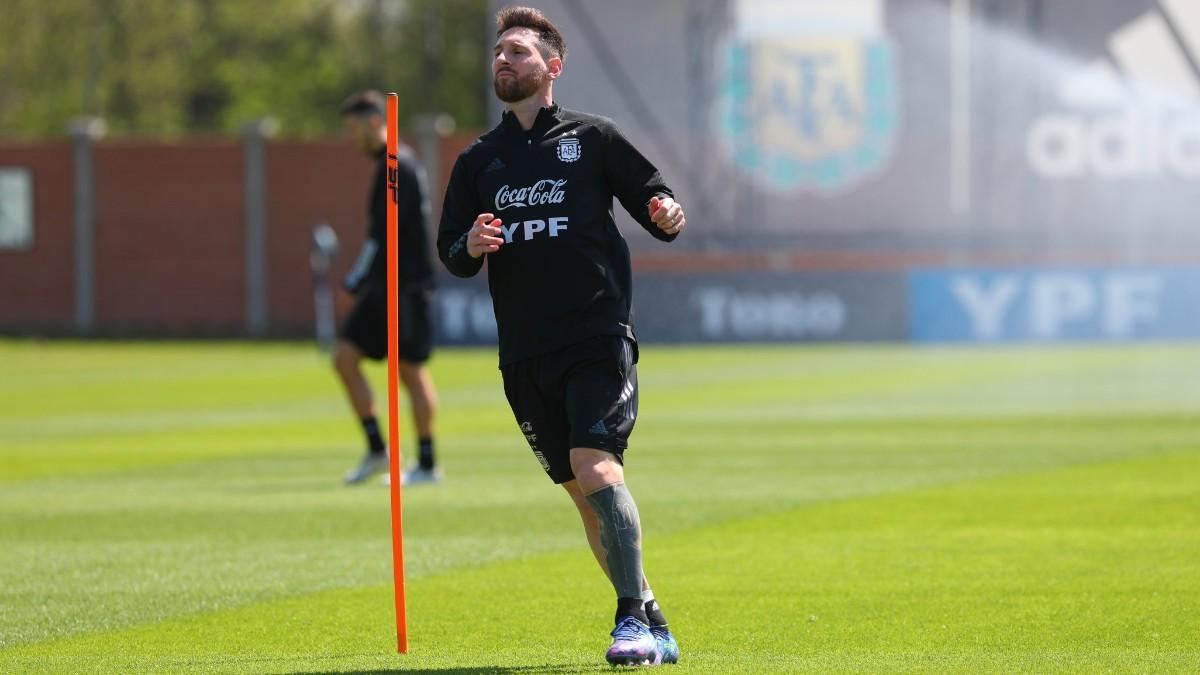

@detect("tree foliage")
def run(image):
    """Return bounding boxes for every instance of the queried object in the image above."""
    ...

[0,0,489,138]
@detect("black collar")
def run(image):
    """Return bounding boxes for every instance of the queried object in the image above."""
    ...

[501,103,562,139]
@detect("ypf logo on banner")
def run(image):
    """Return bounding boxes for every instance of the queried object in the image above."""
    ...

[715,0,900,194]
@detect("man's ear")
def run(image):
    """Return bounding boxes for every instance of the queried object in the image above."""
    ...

[547,56,563,80]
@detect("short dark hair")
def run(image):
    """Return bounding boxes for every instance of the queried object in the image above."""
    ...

[496,6,566,60]
[339,90,386,118]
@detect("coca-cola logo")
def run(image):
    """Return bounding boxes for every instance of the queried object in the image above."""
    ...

[494,179,567,211]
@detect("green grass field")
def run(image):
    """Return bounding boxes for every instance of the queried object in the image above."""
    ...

[1,339,1198,673]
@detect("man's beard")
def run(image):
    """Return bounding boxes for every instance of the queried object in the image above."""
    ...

[493,66,547,103]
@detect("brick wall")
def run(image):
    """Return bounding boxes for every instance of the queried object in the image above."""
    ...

[0,143,75,331]
[94,141,245,333]
[0,134,475,337]
[266,141,374,335]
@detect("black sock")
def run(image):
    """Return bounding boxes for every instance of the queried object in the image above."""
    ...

[615,597,649,625]
[644,599,668,627]
[418,437,435,470]
[361,416,385,454]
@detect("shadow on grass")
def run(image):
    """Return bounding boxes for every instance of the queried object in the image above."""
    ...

[289,666,604,674]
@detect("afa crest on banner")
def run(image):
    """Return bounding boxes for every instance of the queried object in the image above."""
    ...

[716,0,900,194]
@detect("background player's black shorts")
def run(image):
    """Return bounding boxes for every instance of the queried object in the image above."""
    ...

[501,335,639,484]
[341,284,433,363]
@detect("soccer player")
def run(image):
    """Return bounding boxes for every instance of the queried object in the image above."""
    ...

[336,90,441,487]
[437,7,684,666]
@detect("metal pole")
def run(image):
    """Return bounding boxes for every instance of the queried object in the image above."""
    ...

[951,0,973,219]
[310,223,340,353]
[242,118,278,338]
[69,116,105,336]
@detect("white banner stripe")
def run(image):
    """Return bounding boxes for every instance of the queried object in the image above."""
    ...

[1161,0,1200,64]
[1108,10,1200,100]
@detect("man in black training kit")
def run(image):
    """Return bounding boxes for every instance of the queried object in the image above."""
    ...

[336,90,441,487]
[438,7,684,667]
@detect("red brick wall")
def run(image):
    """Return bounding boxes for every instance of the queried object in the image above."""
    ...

[0,143,75,331]
[94,141,246,333]
[265,141,374,334]
[0,134,477,337]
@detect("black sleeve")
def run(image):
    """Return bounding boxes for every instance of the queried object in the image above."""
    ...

[369,174,387,241]
[437,152,486,278]
[395,156,436,282]
[343,160,388,293]
[600,122,677,243]
[397,163,426,238]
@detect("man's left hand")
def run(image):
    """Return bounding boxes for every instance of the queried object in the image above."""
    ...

[649,196,686,236]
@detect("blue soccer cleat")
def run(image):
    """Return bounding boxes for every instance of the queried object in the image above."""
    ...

[650,625,679,665]
[605,616,658,666]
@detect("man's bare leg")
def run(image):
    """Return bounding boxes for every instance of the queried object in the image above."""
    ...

[333,340,386,483]
[333,340,375,418]
[396,361,440,480]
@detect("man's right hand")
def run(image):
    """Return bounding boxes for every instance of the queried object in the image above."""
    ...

[467,213,504,258]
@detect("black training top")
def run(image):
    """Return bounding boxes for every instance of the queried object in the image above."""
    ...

[437,103,676,365]
[344,145,434,295]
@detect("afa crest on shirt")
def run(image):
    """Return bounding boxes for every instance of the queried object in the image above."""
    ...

[556,137,581,163]
[715,0,900,195]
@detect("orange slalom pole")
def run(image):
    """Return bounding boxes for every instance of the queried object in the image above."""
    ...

[384,92,409,654]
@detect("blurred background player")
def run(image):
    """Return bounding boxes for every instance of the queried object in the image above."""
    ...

[336,90,441,487]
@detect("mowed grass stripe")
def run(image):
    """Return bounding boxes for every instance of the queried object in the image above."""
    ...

[3,448,1196,673]
[4,341,1200,671]
[4,410,1194,652]
[5,342,1199,482]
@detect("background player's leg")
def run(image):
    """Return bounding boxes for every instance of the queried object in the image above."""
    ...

[398,361,436,447]
[398,361,440,482]
[334,340,386,483]
[333,340,375,418]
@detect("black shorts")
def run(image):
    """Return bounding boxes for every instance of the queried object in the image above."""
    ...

[501,335,639,484]
[341,284,433,363]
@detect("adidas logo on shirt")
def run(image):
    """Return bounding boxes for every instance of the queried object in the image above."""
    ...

[485,157,506,173]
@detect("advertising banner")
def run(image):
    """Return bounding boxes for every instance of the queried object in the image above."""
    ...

[435,271,908,346]
[491,0,1200,255]
[910,267,1200,342]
